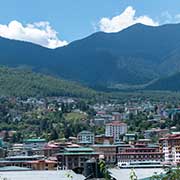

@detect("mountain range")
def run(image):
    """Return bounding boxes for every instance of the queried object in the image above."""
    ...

[1,23,180,91]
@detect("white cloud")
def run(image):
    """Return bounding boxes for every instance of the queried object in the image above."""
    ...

[99,6,159,33]
[0,20,68,49]
[160,11,180,24]
[175,14,180,20]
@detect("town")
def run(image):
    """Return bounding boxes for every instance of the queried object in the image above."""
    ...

[0,94,179,179]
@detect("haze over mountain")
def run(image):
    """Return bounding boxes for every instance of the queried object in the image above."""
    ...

[146,72,180,91]
[1,23,180,89]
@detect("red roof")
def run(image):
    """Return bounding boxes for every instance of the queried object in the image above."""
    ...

[27,160,57,164]
[106,121,127,126]
[43,143,60,149]
[159,134,180,141]
[125,148,157,150]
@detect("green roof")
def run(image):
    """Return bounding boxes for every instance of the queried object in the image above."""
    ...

[23,138,46,143]
[125,134,136,136]
[140,174,165,180]
[57,152,99,156]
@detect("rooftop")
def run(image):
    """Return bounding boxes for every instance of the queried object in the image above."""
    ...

[23,138,46,143]
[5,155,44,160]
[109,168,165,180]
[0,170,85,180]
[91,144,117,147]
[106,121,127,126]
[78,130,93,134]
[0,166,31,171]
[159,134,180,140]
[64,147,94,152]
[57,152,99,156]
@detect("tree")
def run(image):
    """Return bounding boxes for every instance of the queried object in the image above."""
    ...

[151,168,180,180]
[98,160,111,180]
[50,129,59,140]
[3,131,9,142]
[130,169,138,180]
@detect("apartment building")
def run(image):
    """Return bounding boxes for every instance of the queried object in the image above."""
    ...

[159,133,180,164]
[105,121,127,142]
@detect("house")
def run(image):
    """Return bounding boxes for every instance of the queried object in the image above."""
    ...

[43,143,62,157]
[123,133,137,143]
[8,144,25,156]
[135,139,152,147]
[26,159,57,170]
[23,138,47,149]
[112,112,122,121]
[94,118,106,126]
[95,134,114,145]
[77,131,95,145]
[0,155,45,168]
[144,128,169,139]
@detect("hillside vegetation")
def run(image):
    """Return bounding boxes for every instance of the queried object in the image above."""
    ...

[0,67,98,98]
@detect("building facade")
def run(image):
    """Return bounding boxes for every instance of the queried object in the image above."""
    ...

[23,139,47,149]
[159,133,180,164]
[91,144,117,164]
[105,121,127,142]
[56,147,99,170]
[117,147,164,163]
[77,131,95,145]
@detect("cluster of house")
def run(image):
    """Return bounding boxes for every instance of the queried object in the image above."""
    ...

[91,101,171,132]
[0,97,180,174]
[0,125,179,172]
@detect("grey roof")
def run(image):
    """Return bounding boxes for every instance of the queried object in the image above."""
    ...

[0,170,85,180]
[0,166,31,171]
[109,168,165,180]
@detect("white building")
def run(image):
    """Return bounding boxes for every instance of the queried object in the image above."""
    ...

[77,131,95,145]
[105,121,127,142]
[159,133,180,164]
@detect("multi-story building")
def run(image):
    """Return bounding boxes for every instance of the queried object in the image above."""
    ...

[77,131,95,145]
[123,134,137,144]
[27,159,57,170]
[144,128,169,139]
[91,144,117,164]
[105,121,127,142]
[23,138,47,149]
[0,155,46,169]
[56,147,99,170]
[159,133,180,164]
[117,147,164,163]
[112,112,122,121]
[95,135,114,145]
[43,143,62,157]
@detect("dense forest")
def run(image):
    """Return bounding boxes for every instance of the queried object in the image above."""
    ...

[0,66,99,98]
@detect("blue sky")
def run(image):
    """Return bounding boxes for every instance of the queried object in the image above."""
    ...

[0,0,180,48]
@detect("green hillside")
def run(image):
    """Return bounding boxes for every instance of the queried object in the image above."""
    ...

[0,67,98,98]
